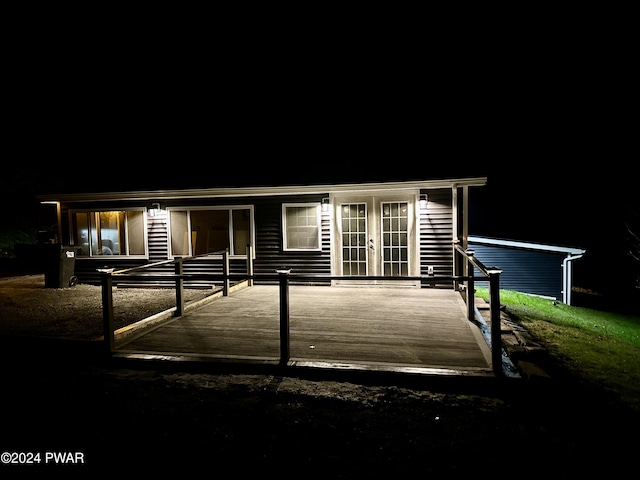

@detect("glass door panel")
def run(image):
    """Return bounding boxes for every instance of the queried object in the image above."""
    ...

[381,201,409,276]
[341,203,367,276]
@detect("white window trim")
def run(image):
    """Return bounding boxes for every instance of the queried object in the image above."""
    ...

[282,203,322,252]
[166,205,255,259]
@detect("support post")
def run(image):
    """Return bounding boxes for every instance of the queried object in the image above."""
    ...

[452,186,459,290]
[100,271,114,355]
[246,244,254,286]
[466,250,475,322]
[223,249,230,296]
[488,268,503,376]
[175,257,184,316]
[277,268,292,366]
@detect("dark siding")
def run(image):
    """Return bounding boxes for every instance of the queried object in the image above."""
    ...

[65,194,331,286]
[253,195,331,285]
[469,243,566,299]
[142,214,247,288]
[148,215,168,262]
[419,188,453,286]
[58,190,465,289]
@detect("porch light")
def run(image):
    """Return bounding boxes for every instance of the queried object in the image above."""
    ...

[149,203,162,217]
[321,197,330,212]
[419,194,428,209]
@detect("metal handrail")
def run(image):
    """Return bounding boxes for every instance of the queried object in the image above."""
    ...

[111,249,229,275]
[454,242,503,375]
[106,272,485,283]
[453,243,497,276]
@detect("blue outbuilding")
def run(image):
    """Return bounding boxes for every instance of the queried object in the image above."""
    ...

[468,236,586,305]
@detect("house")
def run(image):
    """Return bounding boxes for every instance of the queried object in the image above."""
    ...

[36,177,487,287]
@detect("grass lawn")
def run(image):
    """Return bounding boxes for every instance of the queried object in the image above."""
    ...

[476,287,640,411]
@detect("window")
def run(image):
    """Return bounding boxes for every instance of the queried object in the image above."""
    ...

[168,206,254,257]
[70,209,146,257]
[283,203,321,251]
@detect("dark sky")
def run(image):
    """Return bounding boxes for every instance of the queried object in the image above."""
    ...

[3,24,635,267]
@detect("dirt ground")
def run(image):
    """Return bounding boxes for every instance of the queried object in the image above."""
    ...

[0,274,214,339]
[1,275,638,476]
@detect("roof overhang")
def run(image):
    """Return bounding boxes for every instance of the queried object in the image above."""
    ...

[468,236,586,255]
[38,177,488,203]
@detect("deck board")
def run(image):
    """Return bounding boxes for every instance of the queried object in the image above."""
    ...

[117,285,493,374]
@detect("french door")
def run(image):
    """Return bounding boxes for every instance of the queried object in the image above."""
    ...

[333,194,418,286]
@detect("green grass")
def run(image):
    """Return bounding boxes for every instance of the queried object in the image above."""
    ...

[475,287,640,410]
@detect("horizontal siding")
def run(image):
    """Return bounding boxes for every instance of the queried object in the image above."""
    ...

[253,196,331,285]
[59,191,458,290]
[75,256,249,288]
[419,188,453,287]
[148,214,168,262]
[469,243,566,299]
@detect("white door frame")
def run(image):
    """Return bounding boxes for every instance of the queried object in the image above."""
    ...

[330,190,420,287]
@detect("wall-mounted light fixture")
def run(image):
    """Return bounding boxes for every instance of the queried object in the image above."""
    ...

[419,194,428,209]
[149,202,162,217]
[321,197,330,212]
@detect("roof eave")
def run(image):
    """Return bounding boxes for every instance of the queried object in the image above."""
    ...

[468,236,587,255]
[38,177,488,203]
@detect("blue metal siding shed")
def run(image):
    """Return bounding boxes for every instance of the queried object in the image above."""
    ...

[468,236,586,305]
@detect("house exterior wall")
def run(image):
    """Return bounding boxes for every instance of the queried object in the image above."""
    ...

[419,188,453,286]
[251,195,331,284]
[52,186,459,287]
[60,193,333,285]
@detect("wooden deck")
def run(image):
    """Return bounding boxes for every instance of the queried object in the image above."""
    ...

[115,285,493,377]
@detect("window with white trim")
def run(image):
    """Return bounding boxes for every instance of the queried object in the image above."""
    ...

[70,209,146,257]
[282,203,321,251]
[168,206,254,257]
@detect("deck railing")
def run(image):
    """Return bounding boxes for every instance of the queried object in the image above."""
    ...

[454,243,504,374]
[100,246,253,353]
[100,244,503,375]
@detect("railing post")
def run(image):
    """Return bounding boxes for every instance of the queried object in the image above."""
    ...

[100,270,114,355]
[223,248,230,296]
[466,249,475,322]
[488,268,504,376]
[246,244,254,287]
[453,239,462,291]
[277,268,292,366]
[175,257,184,316]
